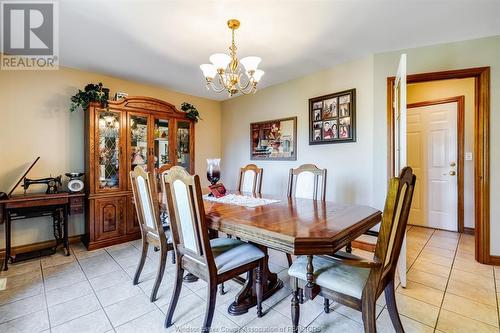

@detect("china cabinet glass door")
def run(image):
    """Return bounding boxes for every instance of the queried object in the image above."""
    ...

[96,109,122,192]
[153,118,170,169]
[176,120,192,171]
[129,113,149,171]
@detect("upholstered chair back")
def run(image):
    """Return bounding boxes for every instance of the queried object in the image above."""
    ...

[375,167,416,278]
[130,166,163,238]
[237,164,263,194]
[287,164,327,201]
[163,166,214,269]
[155,164,172,210]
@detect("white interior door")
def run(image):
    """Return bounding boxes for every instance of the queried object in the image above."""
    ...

[394,54,407,174]
[394,54,407,288]
[407,102,458,231]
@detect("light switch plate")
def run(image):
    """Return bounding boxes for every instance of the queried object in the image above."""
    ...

[465,152,473,161]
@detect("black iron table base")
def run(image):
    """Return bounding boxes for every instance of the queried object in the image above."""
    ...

[2,204,70,271]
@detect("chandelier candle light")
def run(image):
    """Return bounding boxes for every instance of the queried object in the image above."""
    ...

[200,19,264,96]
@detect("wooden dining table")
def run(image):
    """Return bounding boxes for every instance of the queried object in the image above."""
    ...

[202,191,382,315]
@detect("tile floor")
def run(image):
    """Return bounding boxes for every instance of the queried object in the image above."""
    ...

[0,226,498,333]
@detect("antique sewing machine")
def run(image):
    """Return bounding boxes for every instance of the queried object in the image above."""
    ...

[0,157,85,270]
[23,175,62,194]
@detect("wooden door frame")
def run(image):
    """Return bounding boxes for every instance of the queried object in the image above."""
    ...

[387,67,494,264]
[407,96,465,233]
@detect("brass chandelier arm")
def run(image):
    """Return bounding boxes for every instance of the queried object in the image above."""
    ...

[237,74,256,95]
[201,19,262,96]
[206,77,228,94]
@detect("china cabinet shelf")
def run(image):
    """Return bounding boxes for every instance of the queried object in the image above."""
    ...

[84,96,195,250]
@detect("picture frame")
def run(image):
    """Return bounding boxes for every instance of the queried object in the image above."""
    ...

[114,92,128,101]
[250,117,297,161]
[308,88,356,144]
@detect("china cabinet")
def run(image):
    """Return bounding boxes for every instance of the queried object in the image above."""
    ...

[84,97,195,250]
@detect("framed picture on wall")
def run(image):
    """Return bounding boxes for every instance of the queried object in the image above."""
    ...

[308,88,356,144]
[250,117,297,160]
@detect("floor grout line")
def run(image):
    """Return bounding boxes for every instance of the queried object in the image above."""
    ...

[405,228,436,273]
[493,266,500,329]
[1,229,497,332]
[432,231,461,332]
[74,248,117,332]
[40,257,52,330]
[101,243,192,330]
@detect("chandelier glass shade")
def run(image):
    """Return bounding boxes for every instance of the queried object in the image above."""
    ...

[200,19,264,96]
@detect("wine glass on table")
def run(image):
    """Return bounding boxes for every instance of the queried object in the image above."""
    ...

[206,158,221,196]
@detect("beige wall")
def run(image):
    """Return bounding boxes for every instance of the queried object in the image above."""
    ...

[0,66,221,248]
[407,78,475,229]
[222,35,500,256]
[221,56,375,205]
[373,35,500,255]
[2,35,499,256]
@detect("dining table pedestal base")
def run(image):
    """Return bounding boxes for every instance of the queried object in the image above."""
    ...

[227,247,284,316]
[228,278,283,315]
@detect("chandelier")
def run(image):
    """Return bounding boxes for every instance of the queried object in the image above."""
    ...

[200,19,264,96]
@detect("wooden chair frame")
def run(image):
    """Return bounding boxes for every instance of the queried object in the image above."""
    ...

[154,164,172,225]
[237,164,263,194]
[130,166,173,302]
[287,164,327,201]
[163,166,264,332]
[290,167,416,333]
[286,164,327,267]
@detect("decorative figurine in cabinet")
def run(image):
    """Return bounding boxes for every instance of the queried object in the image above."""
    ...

[84,97,195,250]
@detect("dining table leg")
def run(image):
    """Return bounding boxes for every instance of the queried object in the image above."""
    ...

[227,246,283,316]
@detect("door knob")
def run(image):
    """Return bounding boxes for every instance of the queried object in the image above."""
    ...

[450,162,456,167]
[449,171,456,176]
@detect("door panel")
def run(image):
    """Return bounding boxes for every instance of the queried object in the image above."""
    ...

[407,102,458,231]
[127,112,150,190]
[394,54,407,175]
[407,128,423,225]
[175,120,193,173]
[95,109,125,193]
[152,117,172,170]
[95,196,127,241]
[393,54,407,287]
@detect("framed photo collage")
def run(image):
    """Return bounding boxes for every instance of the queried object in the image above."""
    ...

[309,88,356,144]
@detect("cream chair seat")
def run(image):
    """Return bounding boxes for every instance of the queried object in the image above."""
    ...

[288,254,370,299]
[210,238,265,274]
[163,166,266,332]
[287,167,416,333]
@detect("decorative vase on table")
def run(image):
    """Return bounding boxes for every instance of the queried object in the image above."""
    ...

[206,158,221,196]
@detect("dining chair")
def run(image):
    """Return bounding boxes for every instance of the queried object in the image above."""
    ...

[287,167,416,333]
[163,166,265,331]
[286,164,327,266]
[217,164,263,296]
[154,164,172,227]
[237,164,263,194]
[130,166,173,302]
[287,164,327,201]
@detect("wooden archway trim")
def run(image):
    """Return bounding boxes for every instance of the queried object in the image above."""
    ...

[387,67,493,264]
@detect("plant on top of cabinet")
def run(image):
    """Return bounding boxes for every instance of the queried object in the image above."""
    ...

[181,102,201,122]
[70,82,110,112]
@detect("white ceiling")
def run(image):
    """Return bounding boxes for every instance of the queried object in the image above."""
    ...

[60,0,500,101]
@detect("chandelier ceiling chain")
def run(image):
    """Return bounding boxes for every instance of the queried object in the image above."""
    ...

[200,19,264,96]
